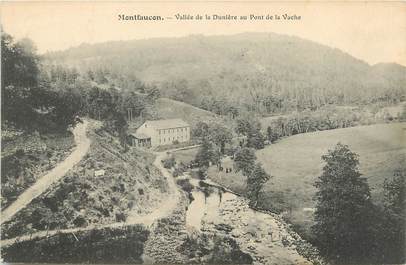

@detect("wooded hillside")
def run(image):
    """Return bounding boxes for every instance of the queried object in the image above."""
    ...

[44,32,406,115]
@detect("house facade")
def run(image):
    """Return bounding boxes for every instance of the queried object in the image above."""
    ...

[130,119,190,148]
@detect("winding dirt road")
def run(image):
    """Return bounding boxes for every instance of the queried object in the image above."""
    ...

[1,150,181,247]
[126,151,180,225]
[1,121,91,225]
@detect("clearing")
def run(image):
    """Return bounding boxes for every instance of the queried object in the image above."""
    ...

[154,98,219,128]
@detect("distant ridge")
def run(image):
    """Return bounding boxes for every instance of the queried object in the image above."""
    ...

[44,32,406,111]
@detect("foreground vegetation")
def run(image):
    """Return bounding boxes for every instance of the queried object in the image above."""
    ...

[2,225,149,263]
[312,143,405,264]
[1,123,168,239]
[1,130,74,209]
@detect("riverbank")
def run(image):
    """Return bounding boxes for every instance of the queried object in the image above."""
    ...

[182,176,322,265]
[208,122,406,239]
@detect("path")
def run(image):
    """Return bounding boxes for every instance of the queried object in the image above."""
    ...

[1,149,181,247]
[1,121,91,225]
[126,151,180,225]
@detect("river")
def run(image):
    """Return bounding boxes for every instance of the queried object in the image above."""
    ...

[183,177,314,265]
[185,178,237,230]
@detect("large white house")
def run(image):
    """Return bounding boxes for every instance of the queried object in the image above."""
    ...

[130,119,190,148]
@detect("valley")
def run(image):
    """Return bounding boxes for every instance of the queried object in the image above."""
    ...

[208,122,406,238]
[2,28,405,264]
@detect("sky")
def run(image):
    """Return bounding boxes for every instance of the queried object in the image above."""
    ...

[1,1,406,66]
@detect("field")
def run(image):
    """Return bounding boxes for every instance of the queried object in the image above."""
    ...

[209,122,406,237]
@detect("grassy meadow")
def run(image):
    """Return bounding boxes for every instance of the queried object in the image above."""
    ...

[208,122,406,237]
[154,98,219,129]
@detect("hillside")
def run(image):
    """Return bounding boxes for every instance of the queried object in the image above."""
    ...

[127,97,219,133]
[208,122,406,237]
[44,32,406,114]
[1,121,171,239]
[153,98,218,128]
[1,129,74,210]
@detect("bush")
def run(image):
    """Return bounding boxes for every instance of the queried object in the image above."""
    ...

[115,212,127,222]
[162,156,176,169]
[2,225,150,263]
[198,166,208,180]
[173,167,184,177]
[176,179,194,193]
[73,215,87,227]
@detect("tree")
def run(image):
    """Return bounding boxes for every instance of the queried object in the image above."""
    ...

[1,32,80,131]
[246,128,265,149]
[384,169,406,216]
[312,143,375,264]
[247,163,270,207]
[400,104,406,121]
[162,156,176,169]
[50,87,84,130]
[104,111,128,148]
[234,148,256,177]
[193,121,210,140]
[1,34,39,88]
[380,169,406,263]
[236,118,252,136]
[195,138,220,167]
[236,117,264,149]
[209,123,232,154]
[266,126,279,143]
[1,33,39,128]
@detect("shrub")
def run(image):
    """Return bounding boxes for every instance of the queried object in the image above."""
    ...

[162,156,176,169]
[73,215,87,227]
[176,179,194,193]
[115,212,127,222]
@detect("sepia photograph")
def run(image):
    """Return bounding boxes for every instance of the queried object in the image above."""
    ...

[0,1,405,264]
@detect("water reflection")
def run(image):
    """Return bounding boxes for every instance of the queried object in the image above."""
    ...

[185,180,237,230]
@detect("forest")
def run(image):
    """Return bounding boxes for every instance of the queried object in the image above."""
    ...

[44,32,406,116]
[1,31,160,138]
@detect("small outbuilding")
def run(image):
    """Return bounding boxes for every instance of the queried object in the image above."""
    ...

[129,132,152,148]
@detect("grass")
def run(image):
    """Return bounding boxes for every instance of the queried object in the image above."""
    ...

[171,148,199,165]
[154,98,219,129]
[208,122,406,237]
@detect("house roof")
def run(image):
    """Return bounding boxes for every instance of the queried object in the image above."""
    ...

[130,132,151,139]
[145,119,189,130]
